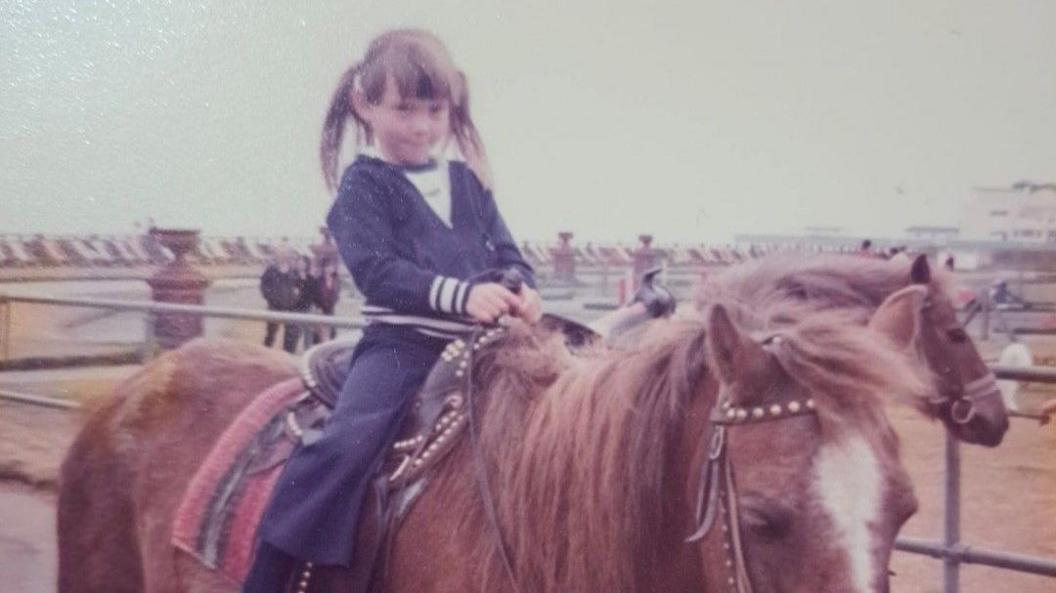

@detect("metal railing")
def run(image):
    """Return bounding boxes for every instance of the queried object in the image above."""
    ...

[0,292,364,362]
[892,365,1056,591]
[1,291,1055,591]
[960,291,1056,342]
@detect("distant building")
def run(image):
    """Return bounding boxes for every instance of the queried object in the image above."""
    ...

[959,182,1056,243]
[904,226,959,245]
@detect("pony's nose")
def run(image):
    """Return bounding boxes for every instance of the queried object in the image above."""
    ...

[958,393,1008,447]
[980,406,1010,446]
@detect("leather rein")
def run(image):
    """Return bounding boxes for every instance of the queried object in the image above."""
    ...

[463,324,524,593]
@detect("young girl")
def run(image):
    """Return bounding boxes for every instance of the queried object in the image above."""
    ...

[243,29,542,592]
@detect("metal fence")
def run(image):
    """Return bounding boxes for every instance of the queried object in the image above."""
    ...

[0,291,364,362]
[893,431,1056,593]
[1,291,1055,592]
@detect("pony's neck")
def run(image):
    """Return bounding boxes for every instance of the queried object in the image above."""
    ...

[489,343,708,593]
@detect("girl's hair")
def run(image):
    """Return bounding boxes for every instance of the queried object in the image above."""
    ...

[320,29,492,192]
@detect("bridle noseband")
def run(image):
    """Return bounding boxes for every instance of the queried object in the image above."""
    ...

[686,336,818,593]
[920,296,1001,425]
[947,374,1000,424]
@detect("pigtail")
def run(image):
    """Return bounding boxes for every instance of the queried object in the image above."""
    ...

[451,70,494,190]
[320,64,365,193]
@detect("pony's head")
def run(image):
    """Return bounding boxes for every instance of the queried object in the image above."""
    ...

[902,255,1007,446]
[692,293,927,593]
[701,253,1008,447]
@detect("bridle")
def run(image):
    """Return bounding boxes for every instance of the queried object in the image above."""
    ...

[919,296,1001,425]
[945,374,1001,424]
[685,335,817,593]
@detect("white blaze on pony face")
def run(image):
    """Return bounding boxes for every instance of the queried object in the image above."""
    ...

[812,434,884,593]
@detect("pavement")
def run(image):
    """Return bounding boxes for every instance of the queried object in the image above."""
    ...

[0,484,55,593]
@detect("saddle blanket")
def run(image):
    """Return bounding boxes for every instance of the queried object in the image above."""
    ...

[172,377,306,584]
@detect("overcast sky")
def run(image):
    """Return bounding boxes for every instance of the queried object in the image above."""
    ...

[2,1,1053,243]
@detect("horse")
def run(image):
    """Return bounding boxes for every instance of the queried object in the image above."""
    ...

[58,284,930,593]
[698,252,1008,446]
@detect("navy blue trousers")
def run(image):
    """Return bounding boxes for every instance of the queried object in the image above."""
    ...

[243,331,446,592]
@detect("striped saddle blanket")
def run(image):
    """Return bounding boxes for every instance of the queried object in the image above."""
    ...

[171,378,308,584]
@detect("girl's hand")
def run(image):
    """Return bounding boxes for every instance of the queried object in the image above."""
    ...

[465,283,521,323]
[514,286,543,324]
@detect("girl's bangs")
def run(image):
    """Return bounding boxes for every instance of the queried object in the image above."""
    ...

[387,50,455,101]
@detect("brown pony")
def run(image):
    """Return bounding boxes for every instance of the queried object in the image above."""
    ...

[698,253,1008,446]
[59,290,928,593]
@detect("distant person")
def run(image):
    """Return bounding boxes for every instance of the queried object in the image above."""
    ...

[285,256,315,353]
[259,253,301,350]
[300,256,336,350]
[313,261,341,342]
[888,246,911,262]
[990,279,1017,306]
[857,239,875,257]
[944,254,956,271]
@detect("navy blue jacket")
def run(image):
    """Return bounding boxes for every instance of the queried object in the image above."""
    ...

[326,155,534,339]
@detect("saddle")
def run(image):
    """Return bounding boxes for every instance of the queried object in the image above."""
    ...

[634,266,676,318]
[295,313,602,477]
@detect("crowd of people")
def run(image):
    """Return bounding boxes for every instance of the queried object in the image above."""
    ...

[259,251,341,354]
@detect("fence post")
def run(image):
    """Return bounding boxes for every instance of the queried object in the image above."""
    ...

[141,311,157,363]
[943,431,961,593]
[0,297,9,360]
[981,291,991,341]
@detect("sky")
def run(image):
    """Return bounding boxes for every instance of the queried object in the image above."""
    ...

[1,1,1054,244]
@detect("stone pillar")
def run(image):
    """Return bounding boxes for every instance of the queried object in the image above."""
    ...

[553,231,576,284]
[145,228,211,350]
[632,234,659,291]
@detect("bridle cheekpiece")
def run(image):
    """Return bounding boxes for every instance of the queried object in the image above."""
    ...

[686,334,818,593]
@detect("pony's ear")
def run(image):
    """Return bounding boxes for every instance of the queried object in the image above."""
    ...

[910,254,931,285]
[706,304,764,384]
[869,285,926,349]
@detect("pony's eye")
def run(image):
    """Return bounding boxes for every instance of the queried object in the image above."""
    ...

[741,498,792,539]
[947,328,968,343]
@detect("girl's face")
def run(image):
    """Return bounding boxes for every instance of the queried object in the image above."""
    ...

[358,76,450,166]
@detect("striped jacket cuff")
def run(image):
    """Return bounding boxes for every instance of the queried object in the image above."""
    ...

[428,276,473,316]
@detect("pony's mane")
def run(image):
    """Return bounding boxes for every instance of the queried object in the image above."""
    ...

[462,307,927,592]
[700,253,952,318]
[755,307,931,427]
[462,320,707,592]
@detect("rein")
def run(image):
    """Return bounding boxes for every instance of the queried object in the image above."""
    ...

[685,336,818,593]
[463,324,524,593]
